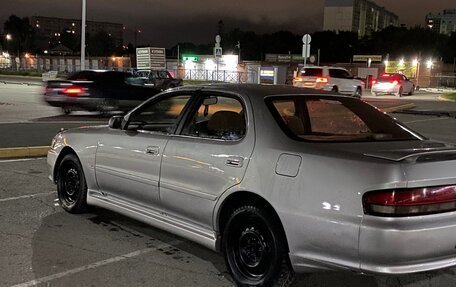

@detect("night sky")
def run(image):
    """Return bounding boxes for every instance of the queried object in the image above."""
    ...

[1,0,454,47]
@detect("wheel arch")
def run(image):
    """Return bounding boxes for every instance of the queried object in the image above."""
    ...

[215,190,289,253]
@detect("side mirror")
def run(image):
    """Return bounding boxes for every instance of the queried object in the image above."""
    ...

[109,115,123,129]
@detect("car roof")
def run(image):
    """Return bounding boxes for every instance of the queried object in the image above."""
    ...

[173,83,346,99]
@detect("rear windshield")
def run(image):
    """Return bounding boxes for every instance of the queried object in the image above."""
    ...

[378,74,400,82]
[299,68,323,77]
[267,96,421,142]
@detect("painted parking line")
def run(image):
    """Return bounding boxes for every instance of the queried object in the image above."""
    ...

[0,157,45,163]
[403,117,451,124]
[0,191,55,203]
[10,239,183,287]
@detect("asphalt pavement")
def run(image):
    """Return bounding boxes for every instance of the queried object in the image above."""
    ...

[1,158,455,287]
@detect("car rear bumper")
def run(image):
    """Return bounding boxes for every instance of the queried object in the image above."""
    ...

[359,211,456,274]
[44,95,98,108]
[371,85,399,94]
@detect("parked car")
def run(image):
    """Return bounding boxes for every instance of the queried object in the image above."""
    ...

[292,66,363,98]
[371,72,415,97]
[48,84,456,287]
[135,70,183,90]
[44,70,161,114]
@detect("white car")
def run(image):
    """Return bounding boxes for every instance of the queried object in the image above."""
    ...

[292,66,363,98]
[371,73,415,97]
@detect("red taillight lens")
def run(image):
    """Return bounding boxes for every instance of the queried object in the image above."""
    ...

[363,185,456,216]
[316,77,328,84]
[61,86,84,96]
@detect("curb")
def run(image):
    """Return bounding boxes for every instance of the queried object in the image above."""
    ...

[0,146,50,159]
[437,96,456,102]
[380,103,416,113]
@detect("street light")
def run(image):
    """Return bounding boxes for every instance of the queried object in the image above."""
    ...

[426,59,433,69]
[6,34,12,41]
[81,0,86,70]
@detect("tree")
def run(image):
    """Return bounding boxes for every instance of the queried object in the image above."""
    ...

[3,14,34,55]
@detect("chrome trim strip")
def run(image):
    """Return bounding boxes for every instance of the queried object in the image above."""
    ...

[160,181,217,201]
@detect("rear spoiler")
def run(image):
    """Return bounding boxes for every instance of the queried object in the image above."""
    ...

[364,149,456,162]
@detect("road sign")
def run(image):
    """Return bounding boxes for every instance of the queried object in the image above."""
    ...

[136,47,166,70]
[302,44,310,58]
[353,55,382,62]
[302,34,312,45]
[214,47,222,58]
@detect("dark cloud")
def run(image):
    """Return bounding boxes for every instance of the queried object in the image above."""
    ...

[1,0,454,47]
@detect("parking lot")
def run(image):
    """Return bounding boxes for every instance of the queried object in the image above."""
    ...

[1,83,456,286]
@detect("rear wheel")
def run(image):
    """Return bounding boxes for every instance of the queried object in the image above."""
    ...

[223,206,293,287]
[331,86,338,93]
[57,154,88,213]
[395,86,403,97]
[62,108,72,115]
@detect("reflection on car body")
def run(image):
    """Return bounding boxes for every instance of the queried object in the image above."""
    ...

[48,84,456,286]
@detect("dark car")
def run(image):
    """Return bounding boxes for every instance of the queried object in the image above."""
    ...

[136,70,183,90]
[44,70,161,114]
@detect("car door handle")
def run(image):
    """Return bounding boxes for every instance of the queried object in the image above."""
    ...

[226,157,243,167]
[145,146,160,155]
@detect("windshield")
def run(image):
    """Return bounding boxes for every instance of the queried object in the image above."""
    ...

[267,96,421,142]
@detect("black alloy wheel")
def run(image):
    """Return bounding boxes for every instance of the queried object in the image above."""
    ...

[57,154,88,213]
[223,206,293,287]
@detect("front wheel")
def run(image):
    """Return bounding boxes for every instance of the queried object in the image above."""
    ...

[57,154,88,213]
[408,85,415,95]
[354,87,362,98]
[223,206,294,287]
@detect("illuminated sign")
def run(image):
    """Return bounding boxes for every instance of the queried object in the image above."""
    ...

[182,55,198,61]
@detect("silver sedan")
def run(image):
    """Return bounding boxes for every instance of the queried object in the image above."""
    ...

[47,84,456,287]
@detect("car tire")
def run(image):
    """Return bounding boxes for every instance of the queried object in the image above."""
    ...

[354,87,362,98]
[63,108,72,115]
[223,205,294,287]
[395,87,403,97]
[331,86,338,93]
[57,154,88,214]
[408,85,415,95]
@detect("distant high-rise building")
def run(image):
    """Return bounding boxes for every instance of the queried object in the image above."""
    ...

[31,16,123,51]
[426,9,456,36]
[323,0,399,37]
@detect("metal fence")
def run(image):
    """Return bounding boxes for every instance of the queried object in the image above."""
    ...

[175,69,258,84]
[431,75,456,88]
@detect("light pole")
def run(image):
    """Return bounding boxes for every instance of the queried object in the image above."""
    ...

[81,0,86,70]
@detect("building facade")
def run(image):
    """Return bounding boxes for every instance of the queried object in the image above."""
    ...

[323,0,399,37]
[31,16,123,51]
[426,9,456,36]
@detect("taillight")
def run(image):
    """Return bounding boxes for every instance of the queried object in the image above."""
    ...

[372,80,377,85]
[363,185,456,217]
[61,86,85,96]
[316,77,328,84]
